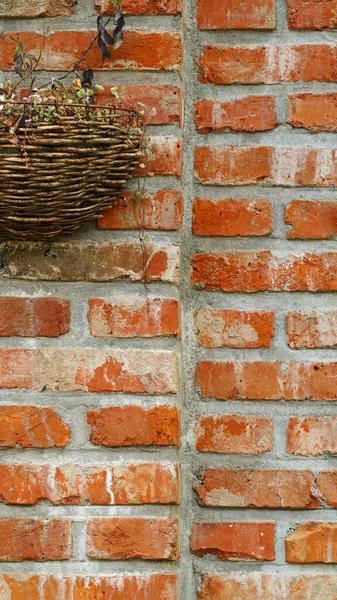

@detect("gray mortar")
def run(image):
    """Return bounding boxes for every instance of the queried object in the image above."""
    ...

[1,0,337,595]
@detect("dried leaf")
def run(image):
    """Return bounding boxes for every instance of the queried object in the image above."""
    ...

[81,69,94,87]
[113,10,125,50]
[97,15,114,63]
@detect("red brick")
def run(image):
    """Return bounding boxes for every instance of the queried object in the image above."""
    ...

[289,93,337,132]
[0,297,69,337]
[196,361,337,400]
[195,415,273,454]
[139,137,182,177]
[0,574,178,600]
[0,349,178,394]
[197,0,275,29]
[97,190,182,230]
[196,469,319,508]
[88,406,180,447]
[72,575,178,600]
[286,200,337,239]
[87,518,179,560]
[0,31,182,72]
[195,146,273,186]
[192,199,272,237]
[195,146,337,187]
[0,406,70,448]
[89,298,179,338]
[288,417,337,456]
[195,97,277,132]
[96,0,181,15]
[287,311,337,348]
[198,574,337,600]
[96,86,181,125]
[286,522,337,563]
[0,463,179,505]
[0,519,71,561]
[198,45,337,84]
[316,473,337,508]
[287,0,337,29]
[85,464,179,505]
[190,522,275,561]
[0,241,179,283]
[0,465,50,505]
[0,0,74,17]
[191,251,337,292]
[195,310,274,348]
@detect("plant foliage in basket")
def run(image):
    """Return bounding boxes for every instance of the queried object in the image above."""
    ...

[0,2,145,239]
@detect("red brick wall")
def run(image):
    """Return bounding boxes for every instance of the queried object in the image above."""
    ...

[1,0,337,598]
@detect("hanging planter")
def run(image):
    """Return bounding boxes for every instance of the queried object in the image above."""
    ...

[0,101,143,239]
[0,3,144,239]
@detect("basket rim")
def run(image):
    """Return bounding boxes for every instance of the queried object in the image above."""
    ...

[2,99,140,114]
[0,100,145,129]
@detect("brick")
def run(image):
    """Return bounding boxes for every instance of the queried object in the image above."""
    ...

[0,349,178,394]
[97,190,183,230]
[287,311,337,348]
[288,417,337,456]
[96,86,181,125]
[198,574,337,600]
[190,522,275,561]
[195,146,273,186]
[85,464,179,505]
[192,199,272,237]
[195,97,277,132]
[287,0,337,29]
[286,200,337,239]
[96,0,181,15]
[87,518,179,560]
[0,519,71,561]
[194,310,274,348]
[197,0,275,29]
[195,146,337,187]
[198,45,337,84]
[139,137,182,177]
[0,297,69,337]
[289,93,337,132]
[317,472,337,508]
[0,241,179,283]
[0,406,70,448]
[88,406,180,447]
[0,465,50,505]
[196,469,319,508]
[195,415,273,454]
[0,31,182,72]
[196,361,337,400]
[0,0,74,17]
[72,575,178,599]
[191,251,337,292]
[0,574,178,600]
[286,522,337,563]
[89,298,179,338]
[0,463,179,505]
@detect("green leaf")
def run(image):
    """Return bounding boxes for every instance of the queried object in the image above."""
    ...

[110,86,119,98]
[14,42,23,61]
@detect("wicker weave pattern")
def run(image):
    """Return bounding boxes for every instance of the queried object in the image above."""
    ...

[0,104,143,239]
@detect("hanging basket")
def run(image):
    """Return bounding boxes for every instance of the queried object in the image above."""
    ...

[0,101,144,239]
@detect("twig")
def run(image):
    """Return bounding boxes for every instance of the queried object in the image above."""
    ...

[36,15,113,92]
[11,40,45,94]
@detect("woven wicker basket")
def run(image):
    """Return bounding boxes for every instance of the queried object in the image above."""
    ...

[0,102,143,239]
